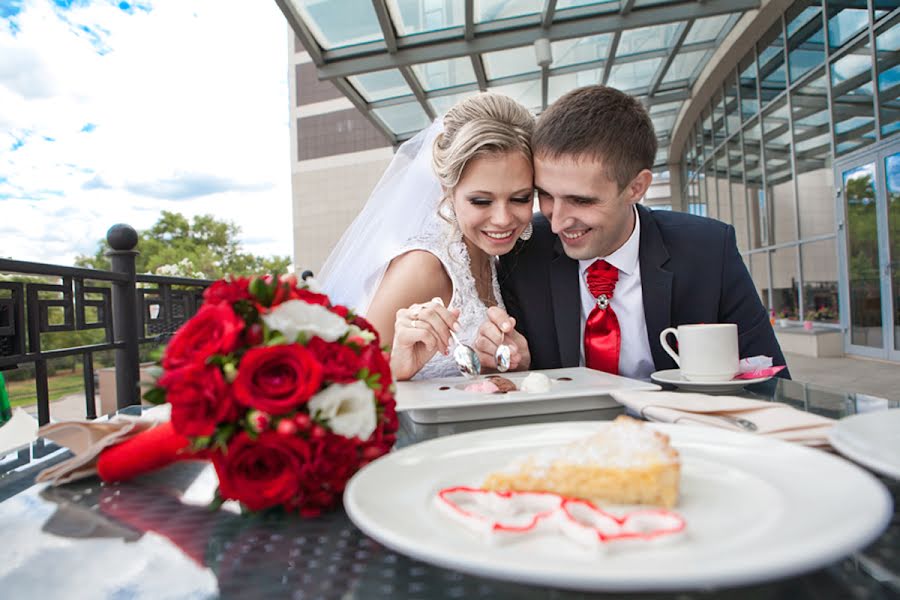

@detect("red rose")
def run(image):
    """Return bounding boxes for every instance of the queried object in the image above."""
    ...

[270,283,329,308]
[203,277,252,305]
[233,344,323,414]
[160,363,235,437]
[213,431,310,511]
[162,303,244,371]
[293,432,359,517]
[351,315,381,346]
[306,337,362,383]
[329,304,349,318]
[359,344,392,392]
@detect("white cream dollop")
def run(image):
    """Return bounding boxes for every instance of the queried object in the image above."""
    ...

[520,372,551,393]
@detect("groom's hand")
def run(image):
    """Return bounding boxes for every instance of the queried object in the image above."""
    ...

[475,307,531,372]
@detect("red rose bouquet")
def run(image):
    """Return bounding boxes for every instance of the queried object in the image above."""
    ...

[97,274,398,517]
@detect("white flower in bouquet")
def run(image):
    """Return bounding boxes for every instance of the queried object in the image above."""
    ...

[262,299,349,342]
[308,380,377,441]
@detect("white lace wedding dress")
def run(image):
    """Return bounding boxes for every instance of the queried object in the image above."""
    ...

[400,219,504,381]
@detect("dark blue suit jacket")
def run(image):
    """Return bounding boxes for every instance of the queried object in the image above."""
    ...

[498,205,790,377]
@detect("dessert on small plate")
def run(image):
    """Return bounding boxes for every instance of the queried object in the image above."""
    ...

[481,416,680,508]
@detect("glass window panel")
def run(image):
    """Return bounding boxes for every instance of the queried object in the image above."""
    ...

[791,73,834,238]
[758,22,787,102]
[716,149,732,224]
[885,152,900,350]
[483,46,540,80]
[295,0,383,49]
[649,100,682,115]
[656,148,668,165]
[744,119,763,248]
[372,101,431,134]
[724,70,740,136]
[786,1,825,83]
[705,160,718,220]
[702,106,714,158]
[801,239,840,324]
[684,14,730,45]
[551,34,613,68]
[606,57,663,93]
[831,41,876,156]
[348,69,412,102]
[651,113,676,134]
[763,98,795,244]
[412,57,476,91]
[739,53,759,122]
[661,49,709,84]
[489,79,542,112]
[476,0,540,22]
[617,23,681,57]
[876,19,900,137]
[772,247,800,320]
[729,137,749,251]
[387,0,464,36]
[556,0,618,9]
[827,0,869,49]
[548,69,602,104]
[750,252,770,311]
[843,163,883,347]
[428,90,478,116]
[712,91,726,147]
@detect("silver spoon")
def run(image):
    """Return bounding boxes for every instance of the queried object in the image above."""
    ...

[495,331,511,373]
[431,298,481,378]
[713,414,758,432]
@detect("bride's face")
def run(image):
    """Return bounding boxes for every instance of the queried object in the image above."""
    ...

[450,151,534,257]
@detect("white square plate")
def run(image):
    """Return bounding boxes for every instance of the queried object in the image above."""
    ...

[395,367,660,423]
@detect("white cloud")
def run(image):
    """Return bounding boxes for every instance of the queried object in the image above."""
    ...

[0,0,293,266]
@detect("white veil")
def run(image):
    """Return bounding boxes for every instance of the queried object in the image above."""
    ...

[318,119,444,314]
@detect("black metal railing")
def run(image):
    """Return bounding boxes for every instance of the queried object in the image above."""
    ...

[0,224,212,426]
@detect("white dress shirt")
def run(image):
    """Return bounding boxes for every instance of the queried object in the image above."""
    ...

[578,206,655,380]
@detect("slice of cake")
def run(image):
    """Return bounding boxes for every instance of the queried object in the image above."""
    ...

[482,416,680,508]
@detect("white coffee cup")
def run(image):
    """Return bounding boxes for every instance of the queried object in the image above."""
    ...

[659,323,739,382]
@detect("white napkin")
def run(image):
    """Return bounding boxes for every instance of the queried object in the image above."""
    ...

[0,408,40,455]
[609,390,834,448]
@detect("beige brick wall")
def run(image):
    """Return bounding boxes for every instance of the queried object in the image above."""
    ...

[292,148,394,274]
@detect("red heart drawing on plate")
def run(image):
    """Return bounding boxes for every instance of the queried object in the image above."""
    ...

[435,487,686,548]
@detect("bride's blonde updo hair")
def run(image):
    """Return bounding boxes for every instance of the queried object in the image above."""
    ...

[432,93,534,196]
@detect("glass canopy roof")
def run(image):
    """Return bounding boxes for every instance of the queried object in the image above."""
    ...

[276,0,761,167]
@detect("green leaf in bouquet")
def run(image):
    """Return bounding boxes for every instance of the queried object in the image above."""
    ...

[142,386,167,405]
[208,490,225,513]
[213,423,238,451]
[266,331,287,346]
[189,435,212,452]
[249,277,272,305]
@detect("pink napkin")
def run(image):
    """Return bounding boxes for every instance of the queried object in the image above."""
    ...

[609,390,834,449]
[734,356,785,380]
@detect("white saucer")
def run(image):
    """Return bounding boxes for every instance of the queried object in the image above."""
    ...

[650,369,773,393]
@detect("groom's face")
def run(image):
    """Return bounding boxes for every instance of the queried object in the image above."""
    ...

[535,154,642,261]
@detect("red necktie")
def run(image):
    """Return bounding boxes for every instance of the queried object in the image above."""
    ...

[584,260,620,374]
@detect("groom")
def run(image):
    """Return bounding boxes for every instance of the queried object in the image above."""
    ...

[477,85,789,379]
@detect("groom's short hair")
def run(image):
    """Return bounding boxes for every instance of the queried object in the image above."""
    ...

[533,85,657,190]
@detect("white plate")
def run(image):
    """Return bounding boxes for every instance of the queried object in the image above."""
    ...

[651,368,772,393]
[829,409,900,480]
[344,422,892,592]
[395,367,660,423]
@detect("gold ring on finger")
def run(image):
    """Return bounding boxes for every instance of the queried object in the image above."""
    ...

[410,304,422,319]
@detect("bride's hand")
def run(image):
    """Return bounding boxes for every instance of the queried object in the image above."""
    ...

[475,306,530,372]
[390,300,460,381]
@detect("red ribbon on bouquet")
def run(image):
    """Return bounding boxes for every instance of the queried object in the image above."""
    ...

[96,422,197,482]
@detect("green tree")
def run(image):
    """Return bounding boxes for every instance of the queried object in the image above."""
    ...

[75,211,291,279]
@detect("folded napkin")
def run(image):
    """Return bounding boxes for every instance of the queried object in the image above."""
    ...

[36,404,173,485]
[609,391,834,448]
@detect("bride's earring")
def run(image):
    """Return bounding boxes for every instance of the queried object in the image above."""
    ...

[519,222,533,241]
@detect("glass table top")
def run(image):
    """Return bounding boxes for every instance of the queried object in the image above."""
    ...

[0,378,897,599]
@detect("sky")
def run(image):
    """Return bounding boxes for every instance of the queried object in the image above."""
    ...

[0,0,293,267]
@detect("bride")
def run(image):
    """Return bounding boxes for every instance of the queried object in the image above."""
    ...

[319,93,534,380]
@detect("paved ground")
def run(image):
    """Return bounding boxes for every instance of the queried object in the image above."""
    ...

[21,352,899,423]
